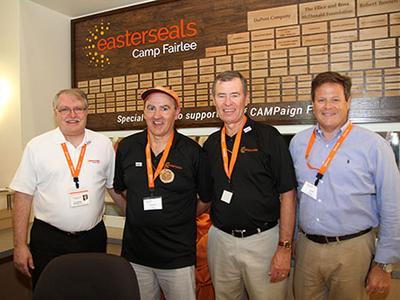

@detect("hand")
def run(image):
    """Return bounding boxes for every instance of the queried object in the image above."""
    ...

[366,265,391,295]
[268,247,291,283]
[13,244,34,277]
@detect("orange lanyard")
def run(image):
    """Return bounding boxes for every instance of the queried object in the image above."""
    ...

[145,130,174,190]
[220,116,247,181]
[305,122,353,185]
[61,143,87,189]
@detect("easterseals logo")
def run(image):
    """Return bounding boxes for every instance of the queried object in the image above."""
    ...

[82,21,111,68]
[96,19,198,51]
[82,18,198,67]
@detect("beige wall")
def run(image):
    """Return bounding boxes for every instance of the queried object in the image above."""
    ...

[0,0,70,190]
[20,0,71,145]
[0,0,22,188]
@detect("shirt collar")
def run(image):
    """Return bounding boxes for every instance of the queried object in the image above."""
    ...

[315,120,350,140]
[53,127,91,147]
[222,115,253,137]
[140,128,179,148]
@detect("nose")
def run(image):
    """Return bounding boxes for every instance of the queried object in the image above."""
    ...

[323,100,333,109]
[153,108,162,118]
[224,96,233,106]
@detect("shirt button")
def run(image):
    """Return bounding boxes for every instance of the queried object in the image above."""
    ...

[316,218,320,222]
[326,144,329,148]
[318,199,322,203]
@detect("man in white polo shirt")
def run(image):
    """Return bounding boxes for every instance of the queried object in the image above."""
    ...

[10,88,124,288]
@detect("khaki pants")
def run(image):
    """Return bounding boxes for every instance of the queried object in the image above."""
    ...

[130,263,195,300]
[207,225,288,300]
[294,231,375,300]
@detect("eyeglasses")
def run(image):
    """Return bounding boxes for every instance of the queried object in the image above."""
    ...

[56,107,87,115]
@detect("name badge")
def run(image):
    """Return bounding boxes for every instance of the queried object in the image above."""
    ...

[69,188,89,207]
[243,126,252,133]
[143,196,163,210]
[221,190,233,204]
[301,181,317,200]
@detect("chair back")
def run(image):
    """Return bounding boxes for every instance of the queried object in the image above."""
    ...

[33,253,140,300]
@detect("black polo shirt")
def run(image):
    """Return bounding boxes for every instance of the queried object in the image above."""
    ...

[203,117,296,230]
[114,130,212,269]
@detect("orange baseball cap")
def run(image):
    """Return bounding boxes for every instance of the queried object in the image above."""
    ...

[141,86,180,108]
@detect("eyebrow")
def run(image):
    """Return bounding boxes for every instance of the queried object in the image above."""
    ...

[146,103,171,108]
[58,105,85,109]
[217,92,240,96]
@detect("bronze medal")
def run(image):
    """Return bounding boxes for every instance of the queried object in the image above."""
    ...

[160,168,174,183]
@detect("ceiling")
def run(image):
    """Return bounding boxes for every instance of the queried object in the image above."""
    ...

[30,0,151,18]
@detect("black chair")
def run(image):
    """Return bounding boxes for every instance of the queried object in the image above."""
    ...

[33,253,140,300]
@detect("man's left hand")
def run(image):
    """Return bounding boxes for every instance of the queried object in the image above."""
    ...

[268,247,291,283]
[366,265,391,295]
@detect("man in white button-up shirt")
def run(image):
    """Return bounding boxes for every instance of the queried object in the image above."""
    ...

[10,89,125,288]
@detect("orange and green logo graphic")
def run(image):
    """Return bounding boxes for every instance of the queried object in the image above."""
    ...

[82,21,111,68]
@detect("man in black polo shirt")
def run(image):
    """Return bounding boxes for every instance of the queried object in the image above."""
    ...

[203,71,296,300]
[113,86,212,300]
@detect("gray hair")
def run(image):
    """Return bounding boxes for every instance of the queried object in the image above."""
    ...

[211,71,248,96]
[53,88,88,108]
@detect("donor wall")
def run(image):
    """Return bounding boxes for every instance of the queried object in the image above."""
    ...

[72,0,400,130]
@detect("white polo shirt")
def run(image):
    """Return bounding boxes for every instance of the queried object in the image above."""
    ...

[10,128,115,232]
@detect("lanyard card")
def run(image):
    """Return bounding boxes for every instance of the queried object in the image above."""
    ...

[143,196,163,210]
[69,188,90,207]
[221,190,233,204]
[301,181,318,200]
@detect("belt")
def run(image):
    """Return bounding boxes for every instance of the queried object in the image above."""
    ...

[218,221,278,238]
[303,227,372,244]
[34,218,100,238]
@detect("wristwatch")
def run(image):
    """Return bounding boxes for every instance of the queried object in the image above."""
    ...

[278,240,292,249]
[375,262,393,273]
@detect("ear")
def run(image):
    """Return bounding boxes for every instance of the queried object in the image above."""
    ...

[245,91,250,106]
[53,107,59,119]
[174,106,181,120]
[346,96,352,110]
[211,91,216,106]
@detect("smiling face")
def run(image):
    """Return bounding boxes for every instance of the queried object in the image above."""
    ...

[213,77,249,129]
[143,92,180,139]
[55,92,88,138]
[313,82,350,138]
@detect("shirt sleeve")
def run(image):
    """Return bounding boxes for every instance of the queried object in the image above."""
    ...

[113,140,127,193]
[269,128,297,193]
[105,139,115,189]
[196,147,213,203]
[9,142,37,195]
[373,138,400,263]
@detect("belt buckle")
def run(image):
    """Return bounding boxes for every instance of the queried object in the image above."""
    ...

[325,236,340,243]
[232,229,246,238]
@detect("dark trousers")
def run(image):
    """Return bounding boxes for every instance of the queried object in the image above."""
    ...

[29,218,107,289]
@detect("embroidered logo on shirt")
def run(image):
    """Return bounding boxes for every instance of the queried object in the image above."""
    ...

[165,162,183,170]
[240,147,258,153]
[87,159,100,163]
